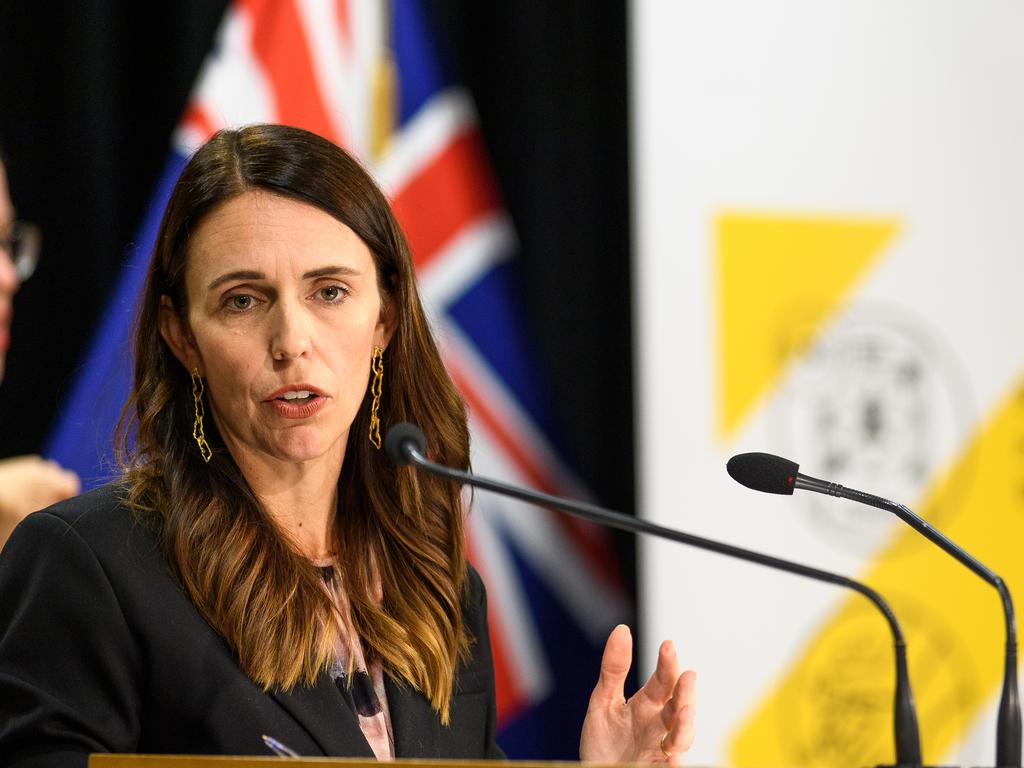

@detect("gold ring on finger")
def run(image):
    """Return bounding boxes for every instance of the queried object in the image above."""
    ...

[660,732,673,759]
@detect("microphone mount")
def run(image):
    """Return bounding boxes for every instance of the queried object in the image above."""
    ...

[730,451,1021,768]
[389,424,924,767]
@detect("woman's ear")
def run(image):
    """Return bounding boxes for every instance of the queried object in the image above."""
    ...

[375,293,398,350]
[158,295,200,372]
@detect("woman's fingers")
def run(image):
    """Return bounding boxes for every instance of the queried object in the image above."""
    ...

[660,669,697,729]
[581,632,697,765]
[639,639,682,706]
[589,624,633,708]
[660,671,697,764]
[661,702,696,765]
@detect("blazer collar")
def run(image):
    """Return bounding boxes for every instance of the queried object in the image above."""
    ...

[385,675,441,758]
[271,673,375,758]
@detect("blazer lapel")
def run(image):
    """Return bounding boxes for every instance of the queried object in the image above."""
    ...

[385,675,441,758]
[270,673,375,758]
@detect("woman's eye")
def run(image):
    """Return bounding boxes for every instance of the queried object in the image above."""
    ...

[228,294,254,310]
[319,285,345,302]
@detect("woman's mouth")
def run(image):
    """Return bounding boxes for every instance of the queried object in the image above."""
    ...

[265,386,328,418]
[277,390,317,403]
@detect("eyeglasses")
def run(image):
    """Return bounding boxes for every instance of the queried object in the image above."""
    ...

[0,220,41,283]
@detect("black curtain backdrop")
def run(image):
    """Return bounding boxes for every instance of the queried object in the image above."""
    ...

[0,3,634,583]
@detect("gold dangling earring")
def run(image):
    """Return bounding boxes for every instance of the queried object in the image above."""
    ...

[191,368,213,463]
[369,346,384,449]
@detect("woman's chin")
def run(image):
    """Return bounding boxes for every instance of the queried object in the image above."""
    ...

[278,446,337,466]
[262,431,345,467]
[218,422,349,470]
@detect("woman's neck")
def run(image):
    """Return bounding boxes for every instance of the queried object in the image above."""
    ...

[233,450,344,561]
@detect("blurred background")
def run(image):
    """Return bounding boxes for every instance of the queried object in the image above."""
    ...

[3,1,1024,766]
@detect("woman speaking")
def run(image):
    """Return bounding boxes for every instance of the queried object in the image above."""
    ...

[0,125,695,766]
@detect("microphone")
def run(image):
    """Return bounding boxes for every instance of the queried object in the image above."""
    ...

[385,422,427,464]
[729,451,1021,768]
[387,423,923,767]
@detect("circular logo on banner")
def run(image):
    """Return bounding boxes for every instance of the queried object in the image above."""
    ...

[770,302,975,557]
[786,595,976,767]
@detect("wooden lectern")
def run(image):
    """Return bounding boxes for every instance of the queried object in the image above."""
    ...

[90,758,586,768]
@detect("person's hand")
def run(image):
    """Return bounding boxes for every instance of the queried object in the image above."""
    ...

[0,455,80,548]
[579,624,696,765]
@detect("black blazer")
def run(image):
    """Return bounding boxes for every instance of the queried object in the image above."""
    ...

[0,485,504,767]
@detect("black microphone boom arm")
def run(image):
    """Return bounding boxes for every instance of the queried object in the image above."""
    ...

[729,450,1021,768]
[797,474,1020,768]
[388,424,923,767]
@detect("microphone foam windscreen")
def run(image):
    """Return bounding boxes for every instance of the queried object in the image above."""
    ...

[726,452,799,495]
[384,422,427,465]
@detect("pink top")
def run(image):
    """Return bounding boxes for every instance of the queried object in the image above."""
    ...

[316,563,394,761]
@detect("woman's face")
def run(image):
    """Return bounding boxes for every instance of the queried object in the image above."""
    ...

[160,190,392,470]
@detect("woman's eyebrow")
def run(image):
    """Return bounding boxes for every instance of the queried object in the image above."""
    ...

[207,266,361,291]
[208,270,264,291]
[303,266,361,279]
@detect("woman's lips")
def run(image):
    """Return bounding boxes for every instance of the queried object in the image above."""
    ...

[264,385,329,419]
[266,393,327,419]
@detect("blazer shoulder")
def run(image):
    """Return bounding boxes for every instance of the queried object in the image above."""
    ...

[35,481,129,523]
[10,481,161,568]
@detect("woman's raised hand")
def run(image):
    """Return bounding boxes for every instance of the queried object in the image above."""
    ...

[579,624,696,765]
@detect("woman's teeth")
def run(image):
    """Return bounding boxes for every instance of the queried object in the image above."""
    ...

[279,391,315,401]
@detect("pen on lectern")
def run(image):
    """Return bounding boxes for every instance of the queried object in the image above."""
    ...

[262,734,300,757]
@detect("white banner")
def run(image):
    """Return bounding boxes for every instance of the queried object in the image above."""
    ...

[631,2,1024,765]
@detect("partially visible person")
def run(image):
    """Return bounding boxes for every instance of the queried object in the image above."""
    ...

[0,154,80,548]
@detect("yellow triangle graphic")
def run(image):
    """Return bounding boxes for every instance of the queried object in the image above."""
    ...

[716,213,899,437]
[729,376,1024,767]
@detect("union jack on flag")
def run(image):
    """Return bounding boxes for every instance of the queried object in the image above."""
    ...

[47,0,628,756]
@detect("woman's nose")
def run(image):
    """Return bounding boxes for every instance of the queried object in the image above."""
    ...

[270,302,312,361]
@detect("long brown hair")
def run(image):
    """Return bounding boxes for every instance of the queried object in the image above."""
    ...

[118,124,471,721]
